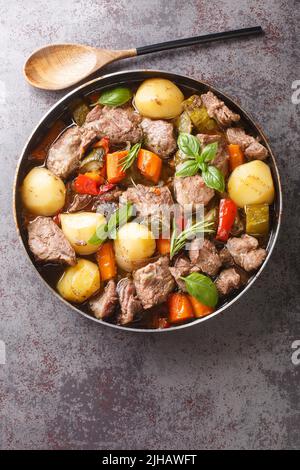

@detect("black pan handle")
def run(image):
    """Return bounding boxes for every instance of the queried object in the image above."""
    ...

[136,26,264,56]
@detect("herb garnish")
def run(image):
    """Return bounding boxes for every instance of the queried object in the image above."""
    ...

[175,133,225,192]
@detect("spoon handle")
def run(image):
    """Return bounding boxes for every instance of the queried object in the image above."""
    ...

[136,26,264,55]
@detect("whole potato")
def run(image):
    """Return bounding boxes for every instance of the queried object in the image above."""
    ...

[228,160,275,208]
[60,212,106,255]
[57,258,100,303]
[21,167,66,216]
[114,222,156,272]
[135,78,184,119]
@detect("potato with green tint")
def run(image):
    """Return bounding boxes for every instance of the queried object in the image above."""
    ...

[60,212,106,255]
[228,160,275,208]
[21,167,66,216]
[57,258,100,303]
[135,78,184,119]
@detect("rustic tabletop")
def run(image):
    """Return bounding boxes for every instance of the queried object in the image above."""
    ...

[0,0,299,450]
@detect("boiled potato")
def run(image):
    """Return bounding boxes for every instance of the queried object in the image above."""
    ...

[57,258,100,303]
[114,222,156,272]
[228,160,275,208]
[21,167,66,216]
[60,212,106,255]
[135,78,184,119]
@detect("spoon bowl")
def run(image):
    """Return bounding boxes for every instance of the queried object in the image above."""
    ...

[24,44,136,90]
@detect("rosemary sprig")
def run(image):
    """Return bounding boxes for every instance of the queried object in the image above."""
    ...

[119,143,141,172]
[170,218,215,259]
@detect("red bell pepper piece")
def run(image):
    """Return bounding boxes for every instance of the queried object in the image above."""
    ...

[74,174,99,195]
[216,198,238,242]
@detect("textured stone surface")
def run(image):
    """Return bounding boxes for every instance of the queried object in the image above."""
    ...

[0,0,299,450]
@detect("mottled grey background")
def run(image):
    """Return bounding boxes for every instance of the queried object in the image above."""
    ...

[0,0,299,450]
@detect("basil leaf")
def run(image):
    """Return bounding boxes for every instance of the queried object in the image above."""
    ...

[197,142,218,164]
[98,87,133,107]
[88,223,109,245]
[108,203,133,236]
[175,160,199,177]
[181,272,218,307]
[202,165,225,192]
[177,133,200,159]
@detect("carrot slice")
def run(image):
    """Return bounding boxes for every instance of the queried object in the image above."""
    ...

[228,144,245,172]
[137,149,162,183]
[168,293,194,324]
[106,151,127,183]
[96,241,117,281]
[157,238,171,255]
[188,296,214,318]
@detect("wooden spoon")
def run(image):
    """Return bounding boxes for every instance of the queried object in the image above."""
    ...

[24,27,263,91]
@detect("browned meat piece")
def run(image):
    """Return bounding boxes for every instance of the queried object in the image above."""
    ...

[65,186,122,213]
[189,238,222,276]
[117,277,142,325]
[83,105,142,144]
[201,91,240,127]
[227,234,267,272]
[197,133,229,176]
[28,217,76,265]
[47,126,97,179]
[169,255,199,291]
[140,118,177,158]
[226,127,268,160]
[89,280,118,319]
[245,141,269,160]
[215,268,241,295]
[67,193,93,213]
[174,175,215,208]
[133,257,175,309]
[219,246,234,268]
[121,184,174,218]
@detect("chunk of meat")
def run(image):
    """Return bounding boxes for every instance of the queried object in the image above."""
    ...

[66,193,93,213]
[83,105,142,144]
[201,91,240,127]
[169,255,199,291]
[226,127,268,160]
[226,234,267,271]
[174,175,215,208]
[197,133,229,176]
[140,118,177,158]
[133,257,175,309]
[189,238,222,276]
[117,277,142,325]
[89,280,118,319]
[219,246,234,268]
[215,268,241,296]
[121,184,174,218]
[28,216,76,265]
[47,126,96,179]
[65,186,122,213]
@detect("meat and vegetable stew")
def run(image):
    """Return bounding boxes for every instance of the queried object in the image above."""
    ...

[19,77,275,329]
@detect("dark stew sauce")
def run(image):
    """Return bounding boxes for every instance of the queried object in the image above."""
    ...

[19,79,275,329]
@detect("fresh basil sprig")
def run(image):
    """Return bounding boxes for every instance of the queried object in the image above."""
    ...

[89,203,133,245]
[94,87,133,107]
[180,272,219,307]
[119,143,141,172]
[175,133,225,193]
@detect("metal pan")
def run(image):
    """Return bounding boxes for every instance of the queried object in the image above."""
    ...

[13,70,282,332]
